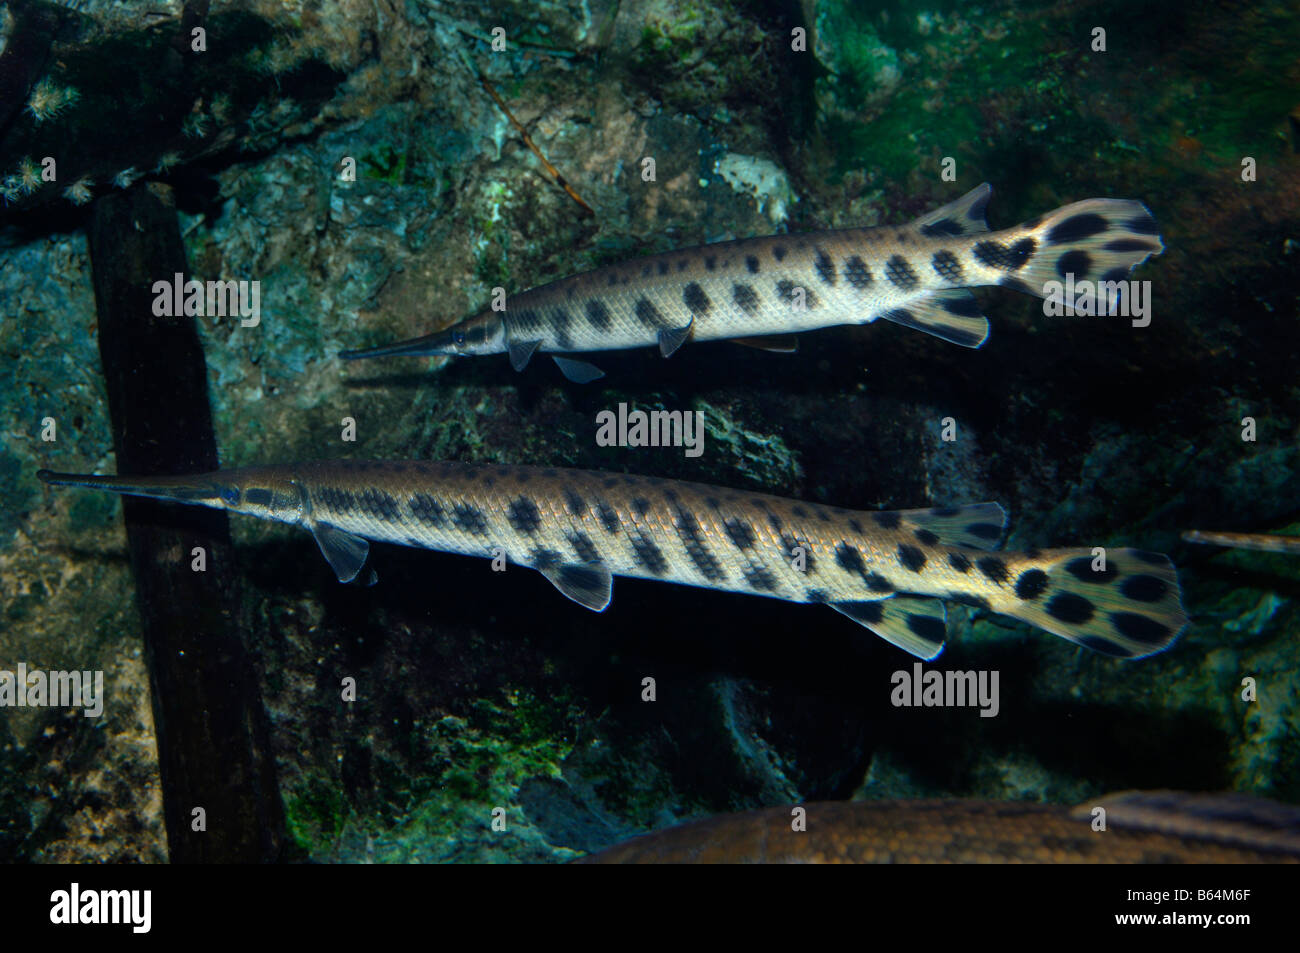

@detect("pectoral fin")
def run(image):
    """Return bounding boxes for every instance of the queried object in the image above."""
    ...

[539,562,614,611]
[310,521,371,583]
[831,595,947,659]
[508,339,543,371]
[657,320,694,358]
[553,355,605,383]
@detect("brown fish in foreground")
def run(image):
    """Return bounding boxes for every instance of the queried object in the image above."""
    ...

[579,792,1300,864]
[37,460,1186,659]
[1182,529,1300,555]
[339,184,1163,381]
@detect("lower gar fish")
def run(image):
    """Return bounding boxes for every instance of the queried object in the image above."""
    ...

[338,184,1163,382]
[37,461,1187,659]
[578,792,1300,863]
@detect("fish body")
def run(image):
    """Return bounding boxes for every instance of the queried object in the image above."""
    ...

[1183,529,1300,555]
[38,460,1186,659]
[578,792,1300,864]
[339,184,1164,380]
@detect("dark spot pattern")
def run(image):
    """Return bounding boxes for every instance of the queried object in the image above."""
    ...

[1014,568,1049,601]
[358,488,400,521]
[317,486,356,514]
[634,297,667,329]
[1056,249,1092,279]
[931,250,964,282]
[629,534,668,575]
[567,532,600,564]
[743,566,777,591]
[725,518,756,550]
[1076,635,1132,657]
[1110,612,1170,645]
[814,249,835,285]
[884,255,919,290]
[948,592,991,610]
[977,556,1010,586]
[1125,212,1159,235]
[563,487,585,515]
[675,509,725,582]
[942,294,982,318]
[966,522,1002,541]
[409,494,446,526]
[772,244,787,261]
[1065,557,1118,583]
[973,238,1035,271]
[704,255,717,271]
[732,283,759,315]
[1120,574,1168,602]
[863,572,894,593]
[683,282,711,317]
[914,528,940,546]
[745,255,759,274]
[532,547,563,570]
[585,300,612,332]
[805,588,830,604]
[245,488,272,506]
[920,218,964,237]
[907,614,946,643]
[550,309,573,348]
[452,504,488,535]
[631,497,651,518]
[507,496,542,535]
[1103,238,1158,253]
[949,552,972,573]
[1047,213,1108,244]
[596,501,620,534]
[782,534,815,574]
[872,511,901,529]
[1046,592,1094,624]
[897,544,927,573]
[844,256,872,289]
[511,308,544,333]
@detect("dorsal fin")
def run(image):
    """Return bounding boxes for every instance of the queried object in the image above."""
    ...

[893,502,1007,550]
[911,183,993,237]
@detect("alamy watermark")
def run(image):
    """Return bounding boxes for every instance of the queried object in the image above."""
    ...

[152,272,261,326]
[0,664,104,717]
[1041,275,1151,327]
[595,402,704,458]
[891,662,999,718]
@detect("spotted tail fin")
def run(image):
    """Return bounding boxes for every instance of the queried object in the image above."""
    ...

[1004,199,1164,305]
[998,548,1187,658]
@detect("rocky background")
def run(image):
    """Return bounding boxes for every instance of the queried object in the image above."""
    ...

[1,0,1297,861]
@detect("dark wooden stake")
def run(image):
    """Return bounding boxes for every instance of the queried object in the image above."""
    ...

[87,186,286,863]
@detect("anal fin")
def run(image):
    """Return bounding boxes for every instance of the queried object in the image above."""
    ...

[310,521,372,583]
[553,355,605,383]
[878,291,989,349]
[832,595,947,659]
[540,562,614,611]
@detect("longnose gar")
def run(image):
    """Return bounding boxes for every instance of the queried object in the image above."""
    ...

[1182,529,1300,555]
[38,461,1186,659]
[578,792,1300,864]
[339,184,1163,381]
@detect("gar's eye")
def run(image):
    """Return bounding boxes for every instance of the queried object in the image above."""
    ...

[453,329,467,347]
[219,486,241,506]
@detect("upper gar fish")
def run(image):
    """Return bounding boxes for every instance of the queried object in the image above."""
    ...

[38,460,1186,659]
[338,184,1163,382]
[578,792,1300,864]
